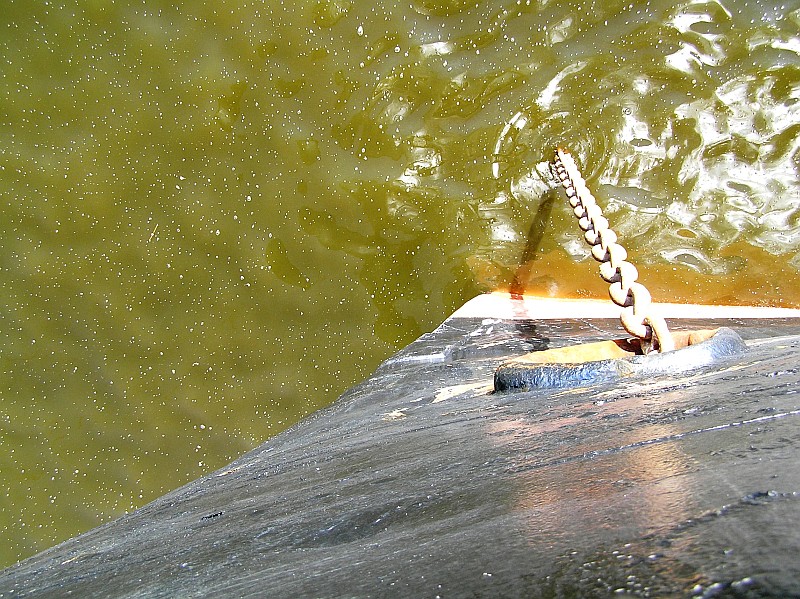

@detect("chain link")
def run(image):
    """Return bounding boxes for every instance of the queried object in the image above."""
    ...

[552,148,675,353]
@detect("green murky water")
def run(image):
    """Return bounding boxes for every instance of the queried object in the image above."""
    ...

[1,0,798,567]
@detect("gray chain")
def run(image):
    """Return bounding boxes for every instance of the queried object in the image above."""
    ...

[552,148,675,353]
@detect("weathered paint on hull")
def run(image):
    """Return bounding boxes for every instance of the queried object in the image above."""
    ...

[2,294,800,597]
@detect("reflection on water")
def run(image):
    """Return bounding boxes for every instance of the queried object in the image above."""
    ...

[0,0,798,567]
[487,1,800,300]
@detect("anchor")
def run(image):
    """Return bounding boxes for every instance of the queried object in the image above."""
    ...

[494,148,749,391]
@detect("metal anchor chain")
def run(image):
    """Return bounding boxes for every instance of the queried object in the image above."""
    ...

[552,148,675,354]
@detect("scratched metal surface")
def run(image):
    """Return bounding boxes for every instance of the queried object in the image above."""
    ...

[1,314,799,598]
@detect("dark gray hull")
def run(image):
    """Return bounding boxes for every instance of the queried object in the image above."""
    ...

[3,295,800,598]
